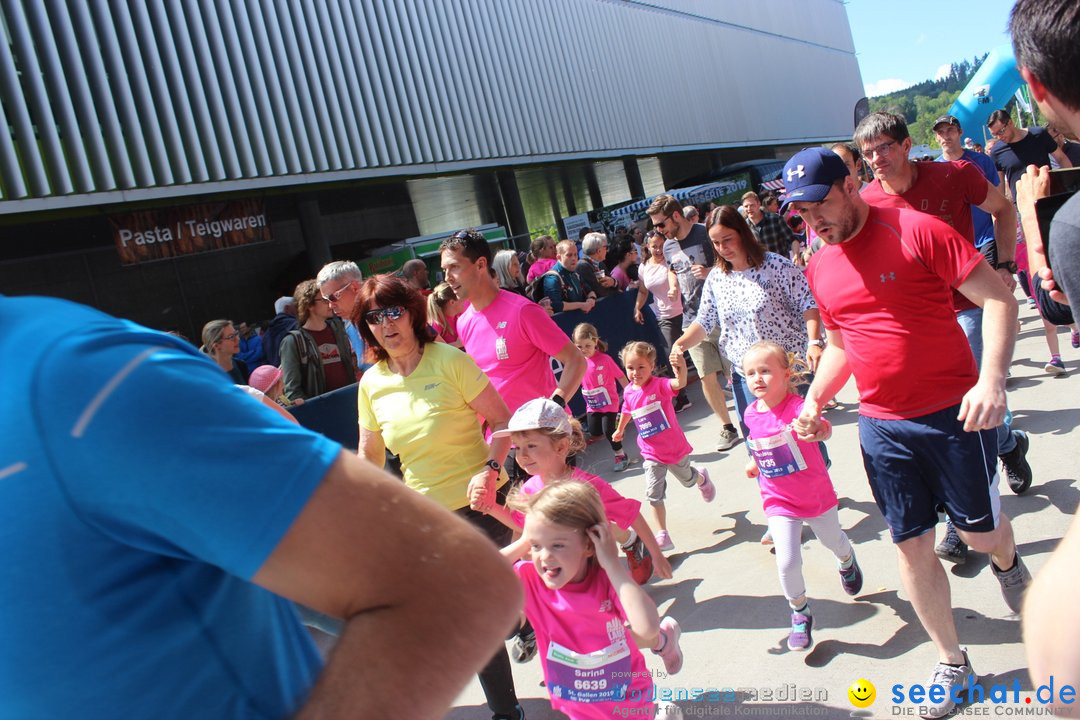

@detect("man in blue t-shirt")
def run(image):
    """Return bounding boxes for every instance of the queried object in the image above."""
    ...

[0,296,520,720]
[935,114,1006,263]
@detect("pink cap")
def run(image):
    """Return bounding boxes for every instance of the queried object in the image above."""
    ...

[249,365,283,394]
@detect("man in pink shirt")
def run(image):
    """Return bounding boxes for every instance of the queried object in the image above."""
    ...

[440,229,586,461]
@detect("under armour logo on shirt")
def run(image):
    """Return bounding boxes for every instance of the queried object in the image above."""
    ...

[880,272,896,283]
[787,165,805,180]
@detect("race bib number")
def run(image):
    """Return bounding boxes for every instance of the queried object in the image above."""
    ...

[631,401,670,439]
[546,638,632,704]
[748,428,807,479]
[583,386,612,410]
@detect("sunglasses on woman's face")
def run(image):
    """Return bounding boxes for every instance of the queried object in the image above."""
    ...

[363,306,406,325]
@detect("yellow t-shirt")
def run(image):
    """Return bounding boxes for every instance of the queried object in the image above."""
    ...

[357,342,507,510]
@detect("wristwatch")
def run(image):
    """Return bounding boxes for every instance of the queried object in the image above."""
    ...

[996,260,1018,274]
[484,459,501,474]
[808,339,825,347]
[551,394,567,407]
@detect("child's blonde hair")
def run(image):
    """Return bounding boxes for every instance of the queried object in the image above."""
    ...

[512,418,588,458]
[619,340,657,368]
[508,481,608,560]
[426,282,458,328]
[572,322,608,352]
[743,340,811,393]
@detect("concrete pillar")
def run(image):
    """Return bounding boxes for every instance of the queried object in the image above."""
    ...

[560,167,577,216]
[623,156,645,199]
[297,196,330,272]
[495,169,529,242]
[584,163,603,209]
[545,172,567,240]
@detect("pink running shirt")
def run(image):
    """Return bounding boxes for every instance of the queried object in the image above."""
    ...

[514,560,654,720]
[510,468,641,530]
[456,290,570,414]
[581,352,624,414]
[742,393,837,518]
[620,375,692,465]
[526,257,558,283]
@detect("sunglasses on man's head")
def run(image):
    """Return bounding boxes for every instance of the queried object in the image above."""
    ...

[363,306,405,325]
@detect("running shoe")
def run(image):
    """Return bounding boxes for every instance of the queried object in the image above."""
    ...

[1000,430,1032,494]
[613,453,630,472]
[623,536,653,585]
[921,651,975,718]
[492,705,526,720]
[992,553,1031,614]
[715,427,740,452]
[1073,330,1080,349]
[696,467,715,503]
[839,553,863,596]
[1045,356,1067,375]
[673,394,692,413]
[510,623,536,663]
[655,530,675,552]
[653,617,684,675]
[787,611,813,651]
[761,530,774,546]
[934,522,968,565]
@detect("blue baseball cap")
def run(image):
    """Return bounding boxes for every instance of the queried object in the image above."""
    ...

[780,148,850,209]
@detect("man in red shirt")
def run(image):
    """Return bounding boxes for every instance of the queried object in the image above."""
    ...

[855,112,1033,562]
[783,147,1028,720]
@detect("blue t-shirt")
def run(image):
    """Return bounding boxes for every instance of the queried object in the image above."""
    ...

[938,148,999,248]
[0,297,341,719]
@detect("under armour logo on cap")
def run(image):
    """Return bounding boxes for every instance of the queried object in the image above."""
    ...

[780,148,850,210]
[787,165,805,181]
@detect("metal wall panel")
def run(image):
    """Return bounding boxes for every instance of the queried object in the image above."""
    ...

[0,0,862,210]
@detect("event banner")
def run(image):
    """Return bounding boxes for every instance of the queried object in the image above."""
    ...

[111,199,270,265]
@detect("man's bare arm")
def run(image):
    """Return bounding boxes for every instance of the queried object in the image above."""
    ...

[254,451,522,720]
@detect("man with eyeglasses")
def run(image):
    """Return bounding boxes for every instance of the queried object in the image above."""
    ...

[784,147,1028,720]
[857,111,1032,564]
[648,194,741,451]
[317,260,369,370]
[987,108,1072,202]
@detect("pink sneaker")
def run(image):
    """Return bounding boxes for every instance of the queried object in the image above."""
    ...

[655,530,675,552]
[653,617,684,675]
[696,467,715,503]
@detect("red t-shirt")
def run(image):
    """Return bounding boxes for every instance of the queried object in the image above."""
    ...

[861,160,989,312]
[805,206,981,420]
[307,325,351,392]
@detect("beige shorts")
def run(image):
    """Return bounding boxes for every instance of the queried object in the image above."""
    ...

[686,326,731,379]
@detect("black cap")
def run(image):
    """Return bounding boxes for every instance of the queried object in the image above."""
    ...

[933,115,961,131]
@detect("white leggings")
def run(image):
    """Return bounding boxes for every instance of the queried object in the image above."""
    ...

[767,506,852,605]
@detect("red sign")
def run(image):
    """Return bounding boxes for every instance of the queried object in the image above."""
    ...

[112,199,270,265]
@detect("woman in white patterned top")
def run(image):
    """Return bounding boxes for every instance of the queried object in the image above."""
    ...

[671,206,823,437]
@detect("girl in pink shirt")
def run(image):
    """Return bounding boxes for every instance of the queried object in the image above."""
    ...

[426,282,464,348]
[483,398,673,586]
[573,323,631,472]
[612,342,715,553]
[741,341,863,652]
[502,481,683,720]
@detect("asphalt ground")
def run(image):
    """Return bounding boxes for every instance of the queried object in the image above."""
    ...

[444,296,1080,720]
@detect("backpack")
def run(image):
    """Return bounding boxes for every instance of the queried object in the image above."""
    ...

[525,269,565,303]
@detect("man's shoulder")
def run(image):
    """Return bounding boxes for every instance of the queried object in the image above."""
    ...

[683,223,709,243]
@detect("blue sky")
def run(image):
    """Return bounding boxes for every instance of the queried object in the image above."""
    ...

[845,0,1018,97]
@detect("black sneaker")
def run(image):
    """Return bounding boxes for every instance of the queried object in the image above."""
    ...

[1000,430,1032,494]
[935,522,968,564]
[492,704,525,720]
[673,394,692,413]
[510,624,536,663]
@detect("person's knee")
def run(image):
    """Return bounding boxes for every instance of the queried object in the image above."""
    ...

[895,530,935,562]
[957,521,1007,554]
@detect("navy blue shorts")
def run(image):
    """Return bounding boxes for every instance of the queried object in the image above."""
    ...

[858,404,1001,543]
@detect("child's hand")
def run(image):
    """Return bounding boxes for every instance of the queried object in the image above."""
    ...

[669,352,685,372]
[588,523,620,571]
[611,430,624,443]
[745,459,760,479]
[652,553,673,579]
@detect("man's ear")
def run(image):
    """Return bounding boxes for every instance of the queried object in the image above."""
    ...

[1020,66,1049,103]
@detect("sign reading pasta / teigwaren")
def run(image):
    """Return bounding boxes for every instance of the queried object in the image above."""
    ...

[111,199,270,265]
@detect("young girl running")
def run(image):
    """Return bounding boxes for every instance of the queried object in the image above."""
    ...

[482,398,673,585]
[612,341,714,552]
[427,282,465,349]
[573,323,632,472]
[503,481,683,720]
[741,340,863,651]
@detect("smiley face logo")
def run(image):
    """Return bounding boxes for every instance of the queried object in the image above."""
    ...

[847,679,875,708]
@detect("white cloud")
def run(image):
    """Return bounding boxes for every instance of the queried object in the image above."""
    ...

[935,63,952,81]
[865,78,914,97]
